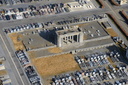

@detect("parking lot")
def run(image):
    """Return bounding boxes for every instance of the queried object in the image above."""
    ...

[16,50,42,85]
[51,66,128,85]
[0,0,96,21]
[3,13,128,85]
[50,46,128,85]
[0,3,67,21]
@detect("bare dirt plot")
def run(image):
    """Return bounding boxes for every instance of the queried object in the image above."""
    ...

[83,35,87,40]
[27,51,36,59]
[48,47,62,53]
[9,33,25,50]
[106,28,118,37]
[107,57,113,63]
[78,23,89,28]
[0,70,7,76]
[31,54,80,77]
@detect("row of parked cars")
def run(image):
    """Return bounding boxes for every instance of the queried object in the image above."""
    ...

[51,64,128,85]
[0,0,43,5]
[51,50,128,85]
[113,37,127,50]
[16,50,42,85]
[25,66,41,85]
[75,55,109,69]
[90,79,128,85]
[57,14,108,25]
[75,51,121,69]
[4,21,54,34]
[4,20,71,34]
[16,50,30,66]
[4,14,107,34]
[0,3,66,21]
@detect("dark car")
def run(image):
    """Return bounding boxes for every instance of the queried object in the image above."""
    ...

[11,14,16,19]
[5,15,10,20]
[18,8,24,12]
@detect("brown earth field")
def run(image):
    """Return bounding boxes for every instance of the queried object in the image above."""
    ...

[30,53,80,77]
[48,47,62,53]
[106,28,118,37]
[8,33,25,50]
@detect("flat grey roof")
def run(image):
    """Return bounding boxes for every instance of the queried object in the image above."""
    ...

[32,38,114,58]
[79,21,108,40]
[102,21,111,28]
[56,29,80,35]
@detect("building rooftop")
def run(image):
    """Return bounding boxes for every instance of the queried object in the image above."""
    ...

[102,21,111,29]
[9,21,109,51]
[56,28,80,35]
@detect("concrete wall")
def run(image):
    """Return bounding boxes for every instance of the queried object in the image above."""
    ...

[39,42,115,58]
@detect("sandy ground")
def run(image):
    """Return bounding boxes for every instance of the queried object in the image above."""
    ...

[27,51,36,59]
[48,47,62,53]
[106,28,118,37]
[107,57,113,63]
[0,70,7,76]
[31,54,80,77]
[78,23,89,27]
[84,35,87,40]
[8,33,25,50]
[28,52,80,85]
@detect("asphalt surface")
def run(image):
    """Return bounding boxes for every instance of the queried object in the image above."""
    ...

[0,44,19,85]
[0,0,74,9]
[0,33,30,85]
[0,1,127,85]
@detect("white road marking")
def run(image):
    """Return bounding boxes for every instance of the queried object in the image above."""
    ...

[0,34,25,85]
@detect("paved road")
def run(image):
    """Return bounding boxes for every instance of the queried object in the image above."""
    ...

[104,0,128,30]
[103,1,128,45]
[0,8,108,26]
[0,33,30,85]
[0,2,127,27]
[0,43,19,85]
[0,0,74,9]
